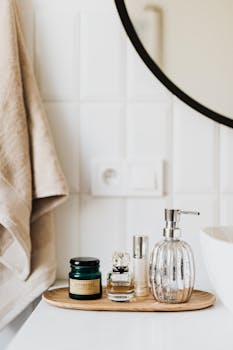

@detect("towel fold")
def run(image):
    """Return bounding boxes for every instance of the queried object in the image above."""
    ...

[0,0,69,329]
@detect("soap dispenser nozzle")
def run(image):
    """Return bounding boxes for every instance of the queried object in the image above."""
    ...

[179,210,200,216]
[164,209,200,239]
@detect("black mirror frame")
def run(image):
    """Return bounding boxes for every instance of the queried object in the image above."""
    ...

[115,0,233,128]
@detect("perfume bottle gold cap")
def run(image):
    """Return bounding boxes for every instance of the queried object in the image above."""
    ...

[133,235,148,259]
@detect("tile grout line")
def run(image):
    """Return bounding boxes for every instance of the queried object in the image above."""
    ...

[122,33,128,251]
[216,123,221,226]
[169,95,175,208]
[76,12,82,255]
[42,97,171,104]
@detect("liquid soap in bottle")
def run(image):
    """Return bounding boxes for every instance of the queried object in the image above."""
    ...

[150,209,200,303]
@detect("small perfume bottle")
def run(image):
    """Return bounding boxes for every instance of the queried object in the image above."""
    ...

[150,209,200,303]
[107,252,134,302]
[133,235,149,297]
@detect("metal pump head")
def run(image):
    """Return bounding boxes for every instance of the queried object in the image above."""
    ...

[163,209,200,239]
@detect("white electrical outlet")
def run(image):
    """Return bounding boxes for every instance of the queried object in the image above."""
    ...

[91,159,164,197]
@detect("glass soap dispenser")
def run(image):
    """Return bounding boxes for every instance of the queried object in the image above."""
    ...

[107,252,134,302]
[150,209,200,304]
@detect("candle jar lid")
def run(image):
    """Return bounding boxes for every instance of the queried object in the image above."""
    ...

[70,257,100,267]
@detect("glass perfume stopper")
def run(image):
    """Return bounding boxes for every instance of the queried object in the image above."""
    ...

[112,252,130,273]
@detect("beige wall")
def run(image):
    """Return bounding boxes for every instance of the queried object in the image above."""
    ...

[125,0,233,117]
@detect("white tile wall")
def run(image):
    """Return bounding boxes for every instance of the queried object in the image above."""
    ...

[220,125,233,193]
[127,102,172,193]
[173,99,218,194]
[35,9,80,100]
[80,102,125,192]
[80,12,126,100]
[127,43,170,101]
[79,195,126,277]
[21,0,233,296]
[3,0,233,346]
[220,196,233,225]
[45,102,80,193]
[127,102,171,158]
[126,197,169,254]
[54,196,80,278]
[173,195,218,289]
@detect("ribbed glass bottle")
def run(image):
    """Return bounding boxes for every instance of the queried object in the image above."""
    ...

[150,238,195,303]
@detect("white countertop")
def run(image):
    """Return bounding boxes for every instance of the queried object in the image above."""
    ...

[7,291,233,350]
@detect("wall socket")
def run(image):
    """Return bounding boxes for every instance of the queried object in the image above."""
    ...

[91,159,164,197]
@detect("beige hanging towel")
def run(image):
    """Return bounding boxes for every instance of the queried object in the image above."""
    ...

[0,0,69,329]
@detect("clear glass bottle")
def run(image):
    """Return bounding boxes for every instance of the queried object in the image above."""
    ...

[150,209,200,303]
[107,252,134,302]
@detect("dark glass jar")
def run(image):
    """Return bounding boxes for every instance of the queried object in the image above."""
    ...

[69,257,102,300]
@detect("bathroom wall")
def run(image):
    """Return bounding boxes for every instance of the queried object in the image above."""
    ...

[2,0,233,347]
[18,0,233,293]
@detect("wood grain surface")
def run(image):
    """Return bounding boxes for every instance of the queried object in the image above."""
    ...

[43,287,216,312]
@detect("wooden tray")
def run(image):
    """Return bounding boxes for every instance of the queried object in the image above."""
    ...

[43,287,216,312]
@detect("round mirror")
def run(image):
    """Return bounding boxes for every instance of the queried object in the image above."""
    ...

[115,0,233,128]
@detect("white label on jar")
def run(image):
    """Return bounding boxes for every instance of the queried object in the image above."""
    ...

[69,279,100,295]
